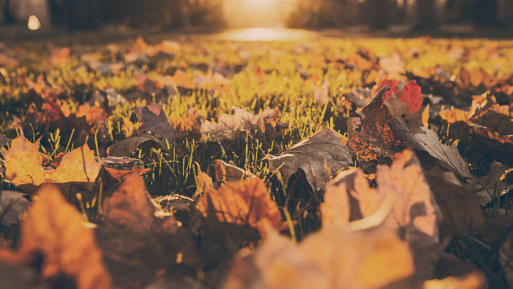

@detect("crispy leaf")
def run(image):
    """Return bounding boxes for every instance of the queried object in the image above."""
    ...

[3,134,102,190]
[96,170,203,288]
[197,178,282,236]
[214,159,256,186]
[135,103,177,147]
[107,134,164,157]
[267,127,352,191]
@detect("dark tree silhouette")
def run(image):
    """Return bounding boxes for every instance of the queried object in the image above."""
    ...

[1,0,16,24]
[416,0,437,29]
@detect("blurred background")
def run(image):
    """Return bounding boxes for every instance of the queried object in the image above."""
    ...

[0,0,512,32]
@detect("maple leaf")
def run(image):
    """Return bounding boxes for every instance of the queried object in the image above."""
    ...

[197,178,282,236]
[321,149,442,280]
[2,134,102,202]
[135,103,177,147]
[267,127,352,191]
[96,170,203,288]
[0,184,113,289]
[223,225,415,289]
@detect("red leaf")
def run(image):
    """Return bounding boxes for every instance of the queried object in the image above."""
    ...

[398,81,423,114]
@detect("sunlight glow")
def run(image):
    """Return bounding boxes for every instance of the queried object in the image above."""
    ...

[28,15,41,30]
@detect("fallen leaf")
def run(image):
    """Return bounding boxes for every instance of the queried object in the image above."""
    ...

[321,149,442,280]
[267,127,352,191]
[107,134,164,157]
[76,104,107,126]
[96,170,203,288]
[195,162,213,194]
[197,178,282,236]
[135,103,177,147]
[470,124,513,154]
[312,78,329,107]
[423,271,485,289]
[398,80,423,114]
[19,184,112,289]
[425,175,484,239]
[2,134,102,194]
[223,225,415,289]
[0,190,30,228]
[380,57,406,75]
[214,159,256,186]
[347,86,402,170]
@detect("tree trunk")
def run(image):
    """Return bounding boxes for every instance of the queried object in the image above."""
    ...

[2,0,16,24]
[367,0,391,29]
[475,0,498,27]
[416,0,437,29]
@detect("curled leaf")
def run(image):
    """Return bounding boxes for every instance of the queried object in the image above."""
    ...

[267,127,352,191]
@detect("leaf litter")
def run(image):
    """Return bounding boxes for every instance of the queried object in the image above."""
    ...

[0,35,512,288]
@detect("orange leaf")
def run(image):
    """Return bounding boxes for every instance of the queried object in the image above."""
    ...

[19,184,112,289]
[197,178,282,236]
[3,134,101,188]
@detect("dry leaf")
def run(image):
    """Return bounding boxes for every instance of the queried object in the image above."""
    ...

[96,170,203,288]
[267,127,352,191]
[195,162,213,194]
[197,178,282,236]
[214,159,256,186]
[135,103,177,147]
[20,184,111,289]
[223,225,415,289]
[107,134,164,157]
[347,85,403,169]
[312,79,329,107]
[423,271,485,289]
[3,134,101,191]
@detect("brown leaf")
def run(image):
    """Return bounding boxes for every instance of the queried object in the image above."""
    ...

[223,225,415,289]
[135,103,177,147]
[347,86,402,169]
[214,159,256,186]
[96,170,203,288]
[426,175,484,239]
[107,134,164,157]
[197,178,282,236]
[18,184,112,289]
[267,127,352,191]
